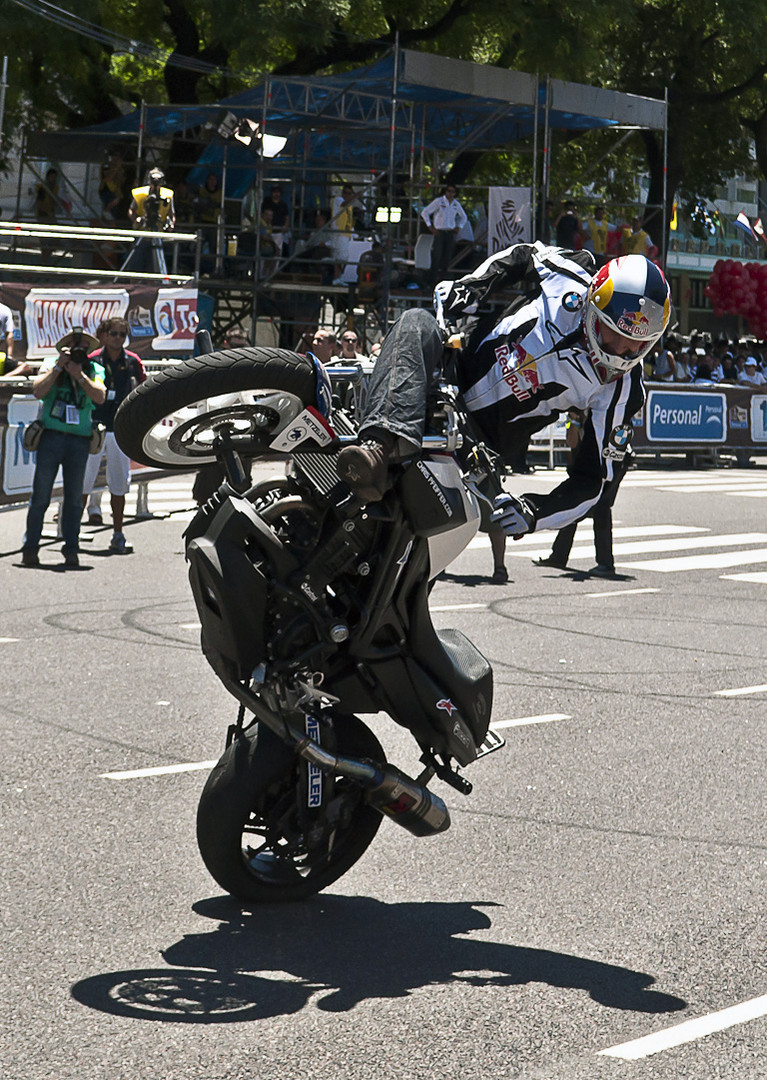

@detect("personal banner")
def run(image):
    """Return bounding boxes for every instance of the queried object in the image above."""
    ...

[0,283,199,360]
[487,187,532,253]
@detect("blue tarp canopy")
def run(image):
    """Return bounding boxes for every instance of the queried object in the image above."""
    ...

[29,49,667,197]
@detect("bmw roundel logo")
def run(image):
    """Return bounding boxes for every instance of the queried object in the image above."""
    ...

[610,424,631,448]
[562,291,583,312]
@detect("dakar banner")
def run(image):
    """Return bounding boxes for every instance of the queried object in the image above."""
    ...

[0,283,198,360]
[488,186,532,253]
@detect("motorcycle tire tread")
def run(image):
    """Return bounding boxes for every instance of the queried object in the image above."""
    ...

[113,346,318,467]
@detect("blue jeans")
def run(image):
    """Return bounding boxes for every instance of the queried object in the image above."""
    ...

[360,308,444,450]
[24,428,91,554]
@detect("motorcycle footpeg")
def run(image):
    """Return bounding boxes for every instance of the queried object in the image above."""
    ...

[476,727,505,759]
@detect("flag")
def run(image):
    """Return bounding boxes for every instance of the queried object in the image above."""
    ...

[755,218,766,244]
[670,202,677,231]
[735,211,758,242]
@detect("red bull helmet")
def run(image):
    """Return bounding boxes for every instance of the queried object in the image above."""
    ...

[583,255,671,383]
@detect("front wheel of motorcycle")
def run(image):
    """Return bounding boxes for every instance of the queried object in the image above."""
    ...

[196,714,385,903]
[113,346,319,468]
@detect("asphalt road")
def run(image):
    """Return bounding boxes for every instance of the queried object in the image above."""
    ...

[2,460,767,1079]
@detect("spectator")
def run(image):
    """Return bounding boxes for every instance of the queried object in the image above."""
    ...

[738,355,767,387]
[420,183,469,285]
[20,330,105,569]
[622,216,654,256]
[554,200,581,249]
[98,149,126,222]
[127,168,175,272]
[330,184,360,285]
[583,205,615,257]
[0,297,32,377]
[535,408,627,578]
[720,351,739,382]
[308,328,338,364]
[261,185,292,255]
[35,167,62,224]
[174,178,197,226]
[674,348,695,382]
[81,317,146,554]
[693,361,716,385]
[652,343,677,381]
[333,330,368,362]
[537,199,556,244]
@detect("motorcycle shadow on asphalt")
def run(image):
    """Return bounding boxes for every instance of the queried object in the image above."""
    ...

[70,894,687,1023]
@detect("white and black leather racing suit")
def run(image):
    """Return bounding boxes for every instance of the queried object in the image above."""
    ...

[437,241,644,533]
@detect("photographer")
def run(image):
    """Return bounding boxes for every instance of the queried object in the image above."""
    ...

[21,330,105,569]
[127,168,175,272]
[81,316,146,554]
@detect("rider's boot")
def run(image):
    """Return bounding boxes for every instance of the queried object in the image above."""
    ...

[337,428,396,502]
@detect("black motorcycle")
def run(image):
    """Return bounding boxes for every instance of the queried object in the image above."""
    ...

[114,342,504,902]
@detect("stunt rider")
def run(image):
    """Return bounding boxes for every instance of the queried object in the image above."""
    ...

[336,243,671,536]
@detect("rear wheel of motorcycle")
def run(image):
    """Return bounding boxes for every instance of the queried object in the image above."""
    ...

[113,347,318,468]
[196,714,385,903]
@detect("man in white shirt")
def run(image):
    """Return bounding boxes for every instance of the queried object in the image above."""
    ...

[738,356,767,387]
[420,183,468,285]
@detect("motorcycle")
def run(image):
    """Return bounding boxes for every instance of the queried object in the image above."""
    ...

[114,339,505,903]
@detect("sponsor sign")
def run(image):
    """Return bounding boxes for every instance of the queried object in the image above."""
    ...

[645,390,726,443]
[488,186,531,252]
[3,394,50,496]
[1,283,198,359]
[750,395,767,442]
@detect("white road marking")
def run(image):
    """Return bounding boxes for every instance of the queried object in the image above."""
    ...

[714,684,767,698]
[102,760,217,780]
[468,524,708,550]
[599,992,767,1060]
[431,603,488,612]
[624,548,767,573]
[583,587,661,598]
[0,637,19,643]
[490,713,570,730]
[179,622,202,629]
[659,485,767,495]
[721,571,767,584]
[515,532,767,561]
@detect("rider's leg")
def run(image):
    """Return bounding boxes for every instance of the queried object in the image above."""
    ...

[337,308,444,501]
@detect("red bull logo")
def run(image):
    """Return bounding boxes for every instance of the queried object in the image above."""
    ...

[617,309,650,336]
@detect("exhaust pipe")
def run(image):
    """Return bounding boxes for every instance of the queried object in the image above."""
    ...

[223,678,451,837]
[296,736,450,837]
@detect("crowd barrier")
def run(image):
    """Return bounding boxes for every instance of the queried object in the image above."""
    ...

[530,380,767,466]
[0,379,196,512]
[3,377,766,511]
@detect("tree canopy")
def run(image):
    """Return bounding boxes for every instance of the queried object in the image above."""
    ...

[3,0,767,226]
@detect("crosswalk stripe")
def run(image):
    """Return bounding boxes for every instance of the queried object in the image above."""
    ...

[511,532,767,561]
[623,548,767,573]
[657,483,767,494]
[468,524,709,551]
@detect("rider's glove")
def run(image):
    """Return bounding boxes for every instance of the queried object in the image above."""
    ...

[490,492,536,538]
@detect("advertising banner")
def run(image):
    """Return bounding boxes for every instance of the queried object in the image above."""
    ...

[3,393,48,497]
[488,187,531,253]
[645,390,727,443]
[750,395,767,442]
[0,283,198,360]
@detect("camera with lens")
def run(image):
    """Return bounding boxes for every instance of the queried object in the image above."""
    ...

[68,328,89,367]
[144,192,161,231]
